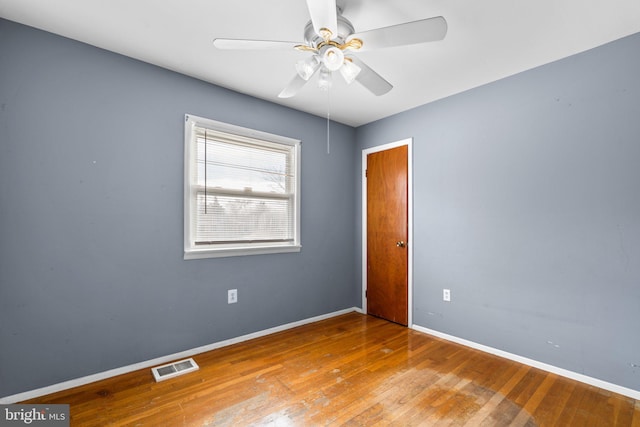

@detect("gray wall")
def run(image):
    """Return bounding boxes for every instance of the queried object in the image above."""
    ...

[356,32,640,391]
[0,18,357,397]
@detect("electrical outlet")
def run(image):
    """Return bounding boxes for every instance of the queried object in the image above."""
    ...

[228,289,238,304]
[443,289,451,302]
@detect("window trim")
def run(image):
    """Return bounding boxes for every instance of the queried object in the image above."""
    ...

[183,114,301,260]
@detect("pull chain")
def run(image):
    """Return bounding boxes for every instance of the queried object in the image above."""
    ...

[326,87,331,154]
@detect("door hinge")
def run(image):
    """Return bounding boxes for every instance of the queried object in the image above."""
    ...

[365,289,367,298]
[365,169,367,178]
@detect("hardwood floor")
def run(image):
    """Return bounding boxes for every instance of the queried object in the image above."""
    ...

[25,313,640,426]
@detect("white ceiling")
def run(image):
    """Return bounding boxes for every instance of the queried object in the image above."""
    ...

[2,0,640,127]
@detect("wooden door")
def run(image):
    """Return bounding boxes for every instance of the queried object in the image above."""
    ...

[366,145,408,326]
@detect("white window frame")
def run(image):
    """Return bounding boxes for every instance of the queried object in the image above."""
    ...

[184,114,301,259]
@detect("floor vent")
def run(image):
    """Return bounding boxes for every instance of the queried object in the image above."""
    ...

[151,358,199,382]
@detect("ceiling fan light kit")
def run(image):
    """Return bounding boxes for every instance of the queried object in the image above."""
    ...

[213,0,447,98]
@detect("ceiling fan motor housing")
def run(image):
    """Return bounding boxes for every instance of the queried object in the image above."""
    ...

[303,14,355,48]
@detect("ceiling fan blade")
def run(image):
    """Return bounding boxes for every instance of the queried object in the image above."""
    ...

[305,0,338,37]
[348,16,447,52]
[278,74,312,98]
[349,56,392,96]
[213,38,299,50]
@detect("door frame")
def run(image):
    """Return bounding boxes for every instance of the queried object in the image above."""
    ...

[362,138,413,327]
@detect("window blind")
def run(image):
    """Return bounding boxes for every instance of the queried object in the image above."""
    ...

[192,127,296,246]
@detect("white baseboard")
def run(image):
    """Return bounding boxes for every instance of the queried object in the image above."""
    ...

[0,307,358,404]
[411,324,640,401]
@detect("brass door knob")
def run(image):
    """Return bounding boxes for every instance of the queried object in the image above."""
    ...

[396,241,406,248]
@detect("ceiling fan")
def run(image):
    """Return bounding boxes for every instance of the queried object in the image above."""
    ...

[213,0,447,98]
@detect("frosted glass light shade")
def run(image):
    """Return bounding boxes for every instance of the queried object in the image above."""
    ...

[295,56,320,81]
[322,47,344,72]
[318,68,332,91]
[339,59,361,84]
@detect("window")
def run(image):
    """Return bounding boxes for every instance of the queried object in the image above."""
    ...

[184,114,301,259]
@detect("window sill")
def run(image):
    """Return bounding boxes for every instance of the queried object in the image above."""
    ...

[184,244,301,260]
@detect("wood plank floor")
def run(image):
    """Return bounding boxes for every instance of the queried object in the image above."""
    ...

[25,313,640,426]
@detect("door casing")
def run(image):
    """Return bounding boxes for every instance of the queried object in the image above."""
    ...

[361,138,413,327]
